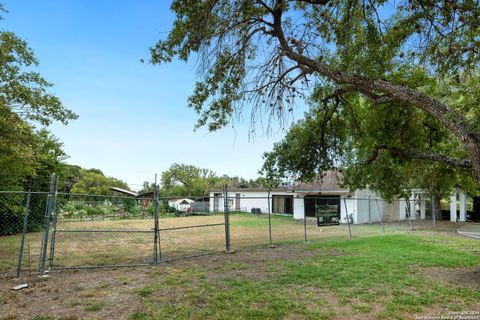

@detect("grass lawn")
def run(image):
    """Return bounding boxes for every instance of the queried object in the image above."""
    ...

[1,212,405,274]
[130,233,480,320]
[1,231,478,320]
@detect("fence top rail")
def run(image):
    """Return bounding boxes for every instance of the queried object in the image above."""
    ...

[0,190,50,195]
[57,192,154,201]
[223,195,390,201]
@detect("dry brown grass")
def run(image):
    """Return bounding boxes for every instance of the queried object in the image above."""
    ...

[0,213,466,276]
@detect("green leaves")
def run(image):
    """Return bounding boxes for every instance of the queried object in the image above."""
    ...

[0,31,77,126]
[261,69,480,199]
[70,170,129,196]
[152,0,480,190]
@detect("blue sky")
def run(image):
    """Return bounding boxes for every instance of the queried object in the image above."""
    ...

[2,1,307,189]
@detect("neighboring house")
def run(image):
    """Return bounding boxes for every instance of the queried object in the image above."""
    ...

[169,198,194,212]
[209,171,383,224]
[111,188,154,207]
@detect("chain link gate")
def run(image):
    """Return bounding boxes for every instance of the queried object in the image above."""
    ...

[32,177,230,272]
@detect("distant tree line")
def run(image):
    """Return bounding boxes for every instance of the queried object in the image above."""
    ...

[139,163,278,197]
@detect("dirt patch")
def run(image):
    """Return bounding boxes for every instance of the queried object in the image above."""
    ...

[167,242,324,283]
[0,268,146,320]
[0,244,326,320]
[421,266,480,290]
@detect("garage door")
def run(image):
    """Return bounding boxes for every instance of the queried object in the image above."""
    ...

[304,196,340,218]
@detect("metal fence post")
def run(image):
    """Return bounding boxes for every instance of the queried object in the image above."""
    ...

[303,198,308,243]
[406,197,414,231]
[16,191,31,278]
[343,198,352,239]
[223,184,232,253]
[39,173,55,274]
[267,190,275,248]
[375,199,386,233]
[152,174,160,264]
[48,176,59,270]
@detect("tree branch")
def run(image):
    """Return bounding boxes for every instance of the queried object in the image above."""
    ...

[365,144,472,169]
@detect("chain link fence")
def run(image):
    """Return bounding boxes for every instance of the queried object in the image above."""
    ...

[0,181,470,277]
[0,191,49,277]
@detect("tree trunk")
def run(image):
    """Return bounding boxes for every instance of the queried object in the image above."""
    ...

[472,196,480,222]
[432,194,442,221]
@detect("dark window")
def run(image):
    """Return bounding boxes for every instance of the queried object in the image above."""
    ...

[304,196,340,217]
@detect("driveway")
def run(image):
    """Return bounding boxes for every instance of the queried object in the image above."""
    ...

[457,223,480,239]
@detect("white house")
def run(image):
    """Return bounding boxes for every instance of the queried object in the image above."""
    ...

[209,171,384,224]
[168,198,194,212]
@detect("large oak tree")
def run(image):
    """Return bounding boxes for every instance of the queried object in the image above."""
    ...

[151,0,480,185]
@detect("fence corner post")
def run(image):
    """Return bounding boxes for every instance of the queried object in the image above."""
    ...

[39,173,56,274]
[153,174,160,264]
[48,175,60,271]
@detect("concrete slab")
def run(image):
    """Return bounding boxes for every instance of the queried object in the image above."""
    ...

[457,223,480,239]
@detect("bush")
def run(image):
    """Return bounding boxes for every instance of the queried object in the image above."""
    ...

[159,200,176,214]
[123,198,141,216]
[147,205,155,216]
[0,193,46,236]
[85,206,102,216]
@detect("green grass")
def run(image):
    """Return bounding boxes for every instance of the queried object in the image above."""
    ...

[133,234,480,320]
[84,301,105,312]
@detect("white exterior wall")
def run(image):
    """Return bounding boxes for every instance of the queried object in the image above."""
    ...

[459,192,467,222]
[351,190,383,224]
[420,198,426,219]
[409,194,417,219]
[340,196,356,224]
[209,192,224,212]
[450,193,458,222]
[293,196,304,219]
[209,191,297,214]
[234,191,271,213]
[399,200,406,220]
[210,190,385,225]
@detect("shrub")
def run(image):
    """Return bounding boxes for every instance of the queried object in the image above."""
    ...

[123,198,141,216]
[85,206,101,216]
[147,205,155,216]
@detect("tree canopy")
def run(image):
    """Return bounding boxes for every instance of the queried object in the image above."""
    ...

[70,169,130,196]
[0,7,78,191]
[261,82,478,200]
[151,0,480,186]
[0,28,77,126]
[155,163,274,196]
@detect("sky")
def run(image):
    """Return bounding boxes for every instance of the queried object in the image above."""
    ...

[2,1,309,190]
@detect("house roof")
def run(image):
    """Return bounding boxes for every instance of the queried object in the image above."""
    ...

[175,198,194,205]
[110,187,138,197]
[293,171,347,192]
[137,190,154,197]
[209,171,348,194]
